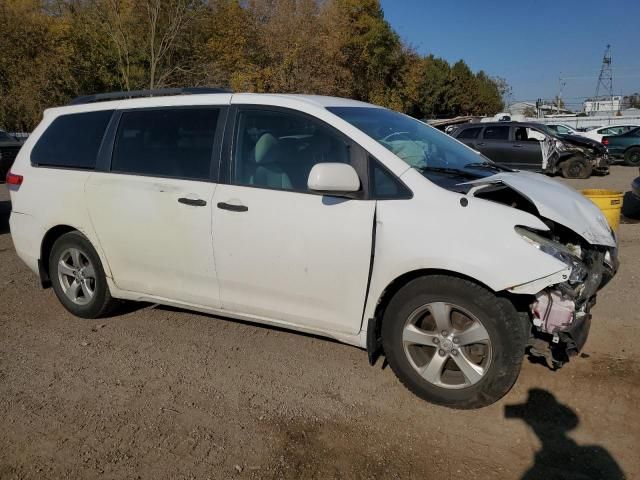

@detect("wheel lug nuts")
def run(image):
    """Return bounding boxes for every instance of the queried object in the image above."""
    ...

[441,330,449,337]
[438,349,446,356]
[433,338,440,344]
[453,337,459,344]
[451,349,458,356]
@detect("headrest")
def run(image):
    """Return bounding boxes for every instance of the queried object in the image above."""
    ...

[255,133,279,164]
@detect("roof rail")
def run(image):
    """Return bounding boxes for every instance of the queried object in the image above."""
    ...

[68,87,231,105]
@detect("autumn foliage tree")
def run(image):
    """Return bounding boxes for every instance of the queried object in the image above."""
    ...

[0,0,507,131]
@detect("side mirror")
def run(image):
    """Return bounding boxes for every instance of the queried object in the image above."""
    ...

[307,163,360,196]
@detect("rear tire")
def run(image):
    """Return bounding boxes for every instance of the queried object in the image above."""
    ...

[49,231,117,319]
[381,275,527,409]
[561,157,592,179]
[624,147,640,167]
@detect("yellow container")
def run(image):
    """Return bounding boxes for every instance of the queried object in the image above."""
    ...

[580,189,624,231]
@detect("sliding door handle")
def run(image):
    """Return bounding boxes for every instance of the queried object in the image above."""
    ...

[178,197,207,207]
[217,202,248,212]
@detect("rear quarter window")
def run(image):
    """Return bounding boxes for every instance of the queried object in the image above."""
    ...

[31,110,113,169]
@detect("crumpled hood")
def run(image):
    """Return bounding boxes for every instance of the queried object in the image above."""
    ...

[466,171,616,247]
[562,134,607,154]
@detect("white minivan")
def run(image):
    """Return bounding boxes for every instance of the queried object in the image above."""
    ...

[7,89,618,409]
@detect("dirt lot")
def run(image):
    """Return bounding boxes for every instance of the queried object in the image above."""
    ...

[1,166,639,480]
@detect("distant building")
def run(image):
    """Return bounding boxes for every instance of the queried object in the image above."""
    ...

[583,96,622,116]
[508,101,572,117]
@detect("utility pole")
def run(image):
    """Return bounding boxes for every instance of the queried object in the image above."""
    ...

[557,76,566,115]
[595,44,613,114]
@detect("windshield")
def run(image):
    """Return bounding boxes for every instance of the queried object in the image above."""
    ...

[328,107,495,172]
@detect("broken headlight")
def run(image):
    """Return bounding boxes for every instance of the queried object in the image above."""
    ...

[515,227,587,283]
[554,139,569,152]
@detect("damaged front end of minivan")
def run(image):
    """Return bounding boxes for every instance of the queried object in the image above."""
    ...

[511,225,617,368]
[468,172,618,369]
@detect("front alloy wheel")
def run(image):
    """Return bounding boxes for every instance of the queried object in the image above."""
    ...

[402,302,492,389]
[382,275,527,409]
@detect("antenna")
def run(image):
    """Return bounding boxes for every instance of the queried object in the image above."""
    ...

[594,44,613,101]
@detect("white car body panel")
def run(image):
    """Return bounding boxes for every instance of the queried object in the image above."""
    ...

[7,92,616,350]
[212,184,375,335]
[85,173,221,307]
[464,171,615,247]
[361,168,571,322]
[577,124,640,143]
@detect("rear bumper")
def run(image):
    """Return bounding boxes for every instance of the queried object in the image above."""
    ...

[9,211,42,276]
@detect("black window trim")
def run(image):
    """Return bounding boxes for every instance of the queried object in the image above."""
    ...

[31,109,116,171]
[99,105,228,183]
[481,125,511,141]
[221,104,413,200]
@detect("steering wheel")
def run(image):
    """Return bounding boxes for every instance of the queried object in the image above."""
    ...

[381,131,411,142]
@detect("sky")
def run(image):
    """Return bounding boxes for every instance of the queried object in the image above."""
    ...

[380,0,640,109]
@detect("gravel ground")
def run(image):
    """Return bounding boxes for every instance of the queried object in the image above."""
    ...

[1,165,639,479]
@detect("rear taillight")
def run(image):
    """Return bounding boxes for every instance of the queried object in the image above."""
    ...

[602,138,609,145]
[6,171,23,186]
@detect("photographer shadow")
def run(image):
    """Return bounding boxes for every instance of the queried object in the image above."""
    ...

[505,389,625,480]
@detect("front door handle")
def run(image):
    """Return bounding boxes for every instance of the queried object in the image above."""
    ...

[476,142,486,147]
[178,197,207,207]
[217,202,248,212]
[513,144,524,148]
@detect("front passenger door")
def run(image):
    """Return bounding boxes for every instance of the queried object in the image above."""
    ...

[211,107,375,335]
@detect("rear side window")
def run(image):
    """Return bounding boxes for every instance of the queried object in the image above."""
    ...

[457,127,481,139]
[111,108,220,180]
[483,126,510,140]
[31,110,113,169]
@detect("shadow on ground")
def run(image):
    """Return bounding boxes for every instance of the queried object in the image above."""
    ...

[506,389,625,480]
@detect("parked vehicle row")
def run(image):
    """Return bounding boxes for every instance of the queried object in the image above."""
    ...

[7,90,619,409]
[450,122,609,178]
[538,123,639,144]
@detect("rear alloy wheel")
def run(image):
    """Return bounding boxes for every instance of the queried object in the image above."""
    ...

[624,147,640,167]
[49,231,117,318]
[561,157,592,179]
[381,275,527,409]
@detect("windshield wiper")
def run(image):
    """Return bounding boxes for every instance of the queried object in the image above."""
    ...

[416,166,479,178]
[464,161,510,172]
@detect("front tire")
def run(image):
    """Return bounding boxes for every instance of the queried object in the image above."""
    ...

[561,157,592,179]
[624,147,640,167]
[381,275,527,409]
[49,231,117,319]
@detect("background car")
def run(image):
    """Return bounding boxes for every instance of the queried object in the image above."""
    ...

[546,123,579,136]
[451,121,609,178]
[578,124,640,143]
[602,127,640,166]
[0,130,22,181]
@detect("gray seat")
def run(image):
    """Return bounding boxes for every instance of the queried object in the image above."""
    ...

[253,133,293,190]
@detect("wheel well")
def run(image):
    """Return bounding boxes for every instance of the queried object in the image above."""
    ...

[39,225,77,288]
[367,269,532,361]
